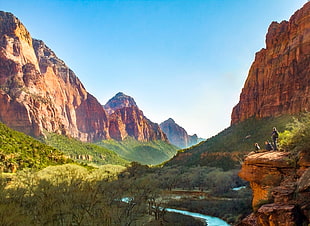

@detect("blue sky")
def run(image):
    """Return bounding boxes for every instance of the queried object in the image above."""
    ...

[1,0,307,138]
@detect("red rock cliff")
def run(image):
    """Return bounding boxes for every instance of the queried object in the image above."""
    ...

[238,150,310,225]
[231,2,310,124]
[0,11,109,141]
[105,92,168,142]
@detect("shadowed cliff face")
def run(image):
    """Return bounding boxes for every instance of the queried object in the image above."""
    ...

[238,150,310,226]
[0,11,109,142]
[160,118,198,148]
[231,2,310,124]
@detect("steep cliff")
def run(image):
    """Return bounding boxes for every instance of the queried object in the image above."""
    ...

[231,2,310,124]
[238,150,310,225]
[160,118,199,148]
[105,93,168,142]
[0,11,109,142]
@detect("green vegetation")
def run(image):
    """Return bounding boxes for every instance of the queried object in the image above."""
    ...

[166,115,294,169]
[42,132,129,166]
[0,122,70,171]
[0,163,203,226]
[97,137,178,165]
[279,113,310,153]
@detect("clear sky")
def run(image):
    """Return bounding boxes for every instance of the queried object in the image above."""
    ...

[0,0,307,138]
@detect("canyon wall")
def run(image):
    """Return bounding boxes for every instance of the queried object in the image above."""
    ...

[231,2,310,124]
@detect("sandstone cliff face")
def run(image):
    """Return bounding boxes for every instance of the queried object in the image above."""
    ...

[231,2,310,124]
[105,93,167,142]
[238,150,310,225]
[160,118,199,148]
[0,11,109,142]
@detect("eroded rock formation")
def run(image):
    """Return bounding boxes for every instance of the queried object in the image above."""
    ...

[231,2,310,124]
[238,150,310,225]
[0,11,110,141]
[105,93,167,142]
[0,12,169,143]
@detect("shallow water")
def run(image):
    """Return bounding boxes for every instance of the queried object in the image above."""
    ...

[165,208,230,226]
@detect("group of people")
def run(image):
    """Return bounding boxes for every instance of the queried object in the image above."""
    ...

[254,127,279,152]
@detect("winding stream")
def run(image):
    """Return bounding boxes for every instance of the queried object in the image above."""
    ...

[165,208,230,226]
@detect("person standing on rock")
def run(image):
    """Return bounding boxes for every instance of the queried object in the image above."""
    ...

[271,127,279,150]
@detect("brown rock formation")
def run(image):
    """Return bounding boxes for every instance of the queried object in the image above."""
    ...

[103,92,137,114]
[238,150,310,225]
[103,92,168,142]
[0,11,109,142]
[231,2,310,124]
[108,106,167,142]
[160,118,199,148]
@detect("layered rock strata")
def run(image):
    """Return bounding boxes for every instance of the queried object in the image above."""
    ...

[0,11,109,142]
[238,150,309,225]
[0,11,169,143]
[231,2,310,124]
[105,93,167,142]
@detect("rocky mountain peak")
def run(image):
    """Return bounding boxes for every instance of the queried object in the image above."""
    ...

[231,1,310,124]
[160,118,200,148]
[104,92,138,114]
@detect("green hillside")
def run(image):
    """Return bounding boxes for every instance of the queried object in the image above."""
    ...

[0,122,70,171]
[96,137,179,165]
[165,115,294,170]
[42,133,128,166]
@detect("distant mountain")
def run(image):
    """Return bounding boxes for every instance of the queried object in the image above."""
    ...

[160,118,202,148]
[104,92,168,142]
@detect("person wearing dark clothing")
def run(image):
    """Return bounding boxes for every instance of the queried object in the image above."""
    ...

[254,143,260,152]
[265,141,273,151]
[271,127,279,150]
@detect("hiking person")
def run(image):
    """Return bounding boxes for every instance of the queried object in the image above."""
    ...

[254,143,260,152]
[265,141,273,151]
[271,127,279,150]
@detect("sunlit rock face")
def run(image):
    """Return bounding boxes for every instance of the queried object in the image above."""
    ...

[105,93,168,142]
[0,11,109,141]
[238,150,310,226]
[231,2,310,124]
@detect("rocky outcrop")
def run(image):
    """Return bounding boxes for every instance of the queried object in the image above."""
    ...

[231,2,310,124]
[160,118,200,148]
[0,11,109,142]
[238,150,310,225]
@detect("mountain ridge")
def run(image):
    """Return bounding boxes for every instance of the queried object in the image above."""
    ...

[0,11,168,144]
[160,118,200,148]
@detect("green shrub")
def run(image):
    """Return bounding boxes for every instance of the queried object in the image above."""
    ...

[279,113,310,153]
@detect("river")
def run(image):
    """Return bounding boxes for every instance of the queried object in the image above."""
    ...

[122,197,230,225]
[165,208,230,226]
